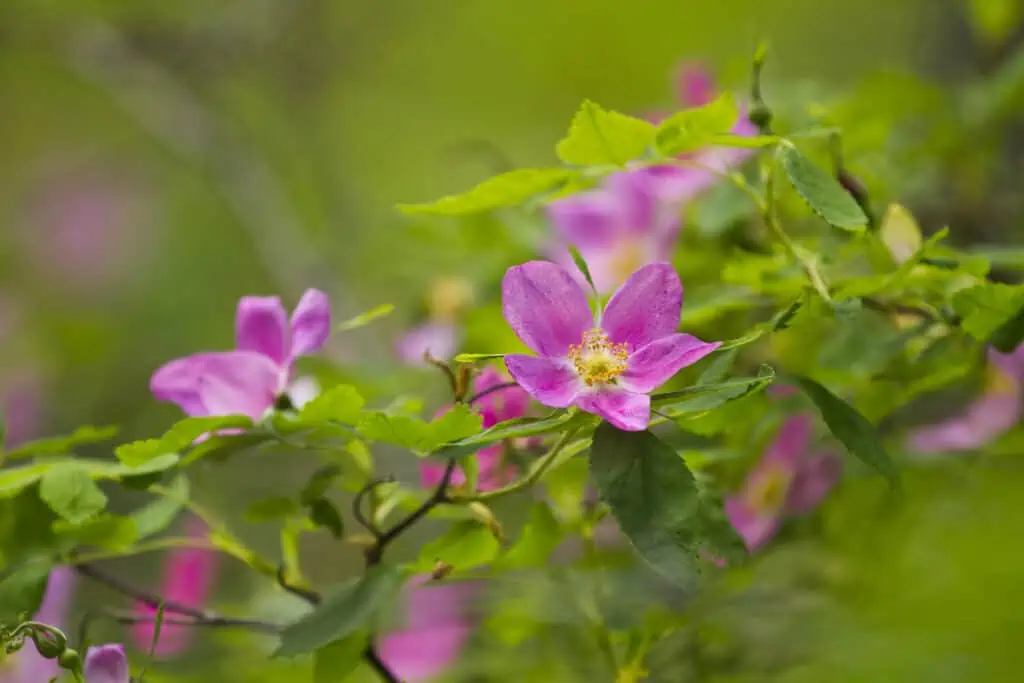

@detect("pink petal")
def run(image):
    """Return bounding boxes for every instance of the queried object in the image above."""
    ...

[380,625,470,682]
[574,388,650,431]
[546,190,622,248]
[909,389,1021,453]
[762,414,813,468]
[785,451,841,515]
[288,288,332,360]
[235,296,289,364]
[83,644,131,683]
[504,355,581,408]
[620,334,721,393]
[724,496,781,552]
[132,517,217,658]
[475,445,518,492]
[501,261,593,357]
[421,460,468,490]
[472,367,529,427]
[604,167,691,238]
[152,350,281,419]
[397,323,458,366]
[600,263,683,350]
[675,62,716,107]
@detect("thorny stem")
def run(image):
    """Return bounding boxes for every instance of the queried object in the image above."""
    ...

[450,427,580,503]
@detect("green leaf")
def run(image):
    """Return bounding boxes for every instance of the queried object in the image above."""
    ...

[300,465,343,506]
[0,558,52,622]
[709,133,780,148]
[4,425,120,460]
[38,464,108,524]
[336,303,395,332]
[589,424,702,586]
[115,415,253,467]
[496,503,562,570]
[651,366,775,417]
[556,100,656,166]
[779,146,867,231]
[453,352,508,363]
[275,565,405,657]
[313,635,367,682]
[415,520,501,572]
[989,303,1024,353]
[430,410,585,461]
[114,439,171,468]
[567,244,598,293]
[427,404,484,448]
[298,386,365,426]
[655,94,739,156]
[181,432,274,466]
[308,498,345,539]
[0,455,179,500]
[53,514,137,550]
[356,412,431,450]
[791,376,900,488]
[399,168,572,215]
[133,476,189,539]
[952,282,1024,342]
[244,496,299,523]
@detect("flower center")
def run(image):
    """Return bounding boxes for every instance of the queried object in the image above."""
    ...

[746,465,792,515]
[610,240,647,288]
[568,329,629,386]
[986,364,1018,396]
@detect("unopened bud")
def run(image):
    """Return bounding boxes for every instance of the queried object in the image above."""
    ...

[748,104,772,132]
[430,561,454,581]
[57,648,82,673]
[468,502,504,542]
[30,626,67,659]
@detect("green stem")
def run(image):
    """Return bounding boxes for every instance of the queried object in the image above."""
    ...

[450,427,580,503]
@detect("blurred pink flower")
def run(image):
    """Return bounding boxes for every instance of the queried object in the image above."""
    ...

[21,171,151,291]
[151,289,331,420]
[1,370,43,449]
[1,567,76,683]
[379,579,472,682]
[501,261,719,431]
[725,414,841,551]
[421,367,530,492]
[909,346,1024,453]
[131,517,217,658]
[397,323,458,366]
[83,644,130,683]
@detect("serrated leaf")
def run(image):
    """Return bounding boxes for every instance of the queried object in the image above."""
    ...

[415,520,500,572]
[779,146,867,231]
[399,168,572,215]
[4,425,120,460]
[655,93,739,156]
[651,366,775,417]
[589,424,702,586]
[336,304,395,332]
[428,404,484,448]
[38,464,108,524]
[556,100,656,166]
[356,412,431,450]
[244,496,299,523]
[496,503,562,570]
[430,410,584,461]
[952,282,1024,342]
[298,385,364,425]
[308,498,345,539]
[0,558,52,622]
[313,635,367,682]
[300,465,343,506]
[53,514,138,550]
[792,376,900,488]
[181,432,274,466]
[115,415,252,467]
[133,476,189,539]
[275,565,405,657]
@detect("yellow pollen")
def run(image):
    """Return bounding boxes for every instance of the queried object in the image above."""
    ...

[986,364,1017,396]
[568,329,629,386]
[746,465,792,514]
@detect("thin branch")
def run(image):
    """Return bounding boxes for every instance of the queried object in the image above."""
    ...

[364,645,401,683]
[465,381,518,406]
[353,476,395,540]
[74,563,206,620]
[102,610,282,634]
[276,567,323,606]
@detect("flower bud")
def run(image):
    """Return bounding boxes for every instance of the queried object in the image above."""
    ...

[30,626,67,659]
[58,647,82,673]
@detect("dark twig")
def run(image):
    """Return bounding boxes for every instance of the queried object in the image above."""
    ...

[424,351,460,402]
[352,476,396,540]
[101,610,282,634]
[365,459,457,566]
[364,645,401,683]
[276,566,323,606]
[466,381,518,406]
[74,563,206,619]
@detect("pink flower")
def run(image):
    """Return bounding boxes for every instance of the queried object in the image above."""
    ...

[130,517,217,658]
[83,644,130,683]
[379,580,472,682]
[908,346,1024,453]
[397,323,458,366]
[150,289,331,420]
[1,567,76,683]
[421,367,529,492]
[725,415,841,551]
[1,370,43,449]
[501,261,719,432]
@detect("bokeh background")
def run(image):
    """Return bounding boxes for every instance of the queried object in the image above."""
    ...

[4,0,1024,681]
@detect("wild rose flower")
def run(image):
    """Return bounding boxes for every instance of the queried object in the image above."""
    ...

[151,289,330,420]
[1,567,75,682]
[909,346,1024,453]
[421,367,529,491]
[130,517,216,658]
[725,414,841,551]
[379,580,472,682]
[501,261,719,432]
[83,644,130,683]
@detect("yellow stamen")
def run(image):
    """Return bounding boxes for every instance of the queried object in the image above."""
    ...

[986,364,1018,396]
[746,464,792,514]
[568,329,629,386]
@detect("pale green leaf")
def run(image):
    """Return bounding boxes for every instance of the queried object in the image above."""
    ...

[399,168,572,215]
[39,464,108,525]
[655,93,739,156]
[556,100,656,166]
[779,145,867,231]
